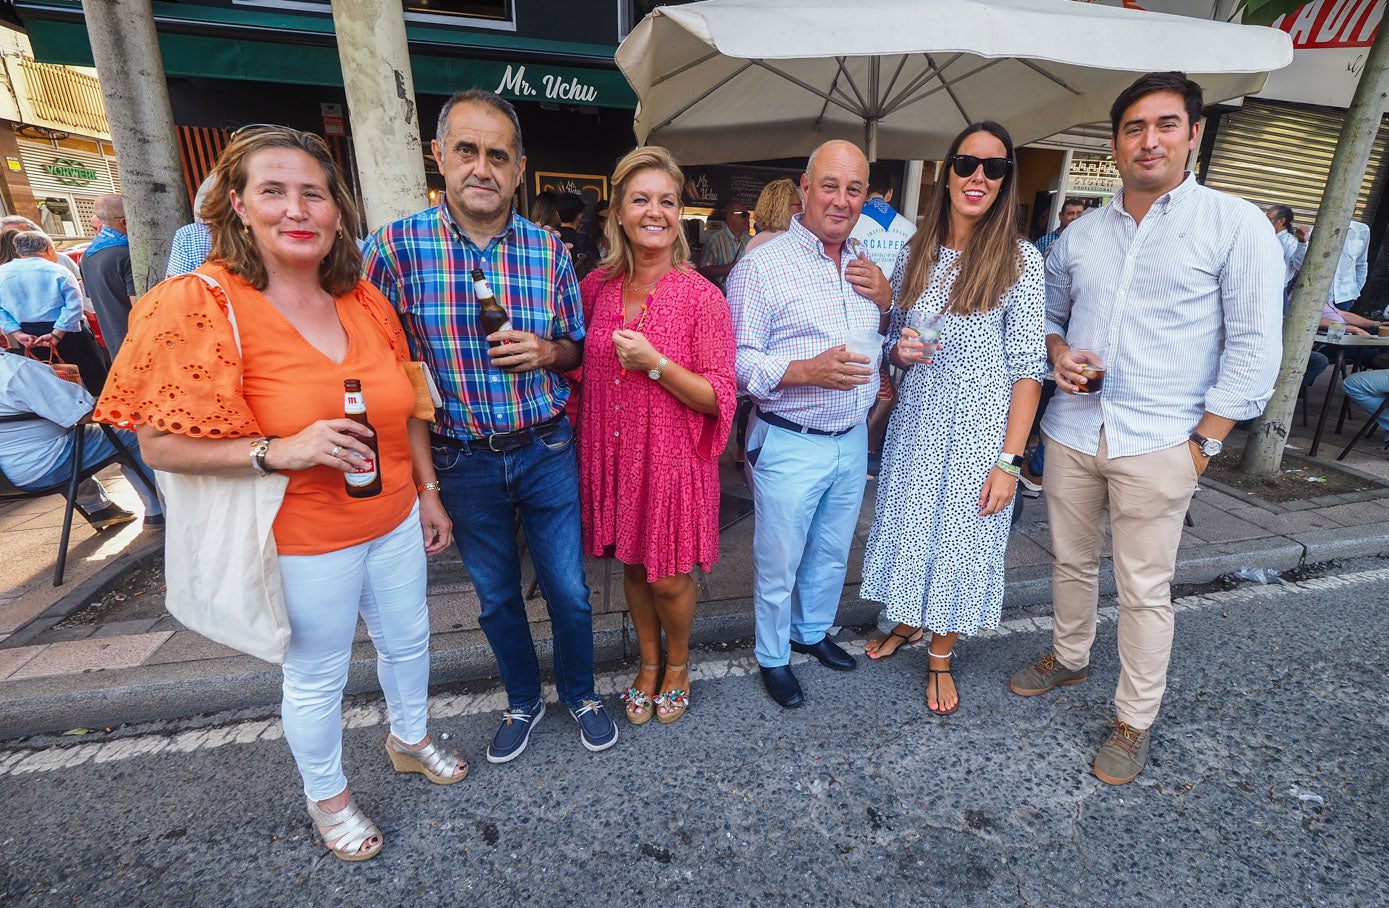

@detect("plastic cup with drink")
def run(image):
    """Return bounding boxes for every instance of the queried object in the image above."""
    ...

[1070,345,1108,394]
[1325,321,1348,343]
[900,309,945,365]
[845,328,884,363]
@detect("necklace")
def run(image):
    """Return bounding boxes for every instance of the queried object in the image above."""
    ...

[624,276,660,295]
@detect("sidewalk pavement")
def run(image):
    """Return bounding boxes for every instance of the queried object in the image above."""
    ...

[4,383,1389,738]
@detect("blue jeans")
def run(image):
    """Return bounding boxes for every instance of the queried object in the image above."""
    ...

[1343,369,1389,438]
[432,417,595,709]
[22,425,161,517]
[747,418,867,667]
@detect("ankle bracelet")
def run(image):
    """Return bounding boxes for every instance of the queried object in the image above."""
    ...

[928,647,954,659]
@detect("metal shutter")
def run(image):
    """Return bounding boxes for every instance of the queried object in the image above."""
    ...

[1203,98,1389,224]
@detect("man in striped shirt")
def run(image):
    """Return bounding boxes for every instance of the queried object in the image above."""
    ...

[364,89,617,763]
[729,139,892,709]
[1008,73,1283,785]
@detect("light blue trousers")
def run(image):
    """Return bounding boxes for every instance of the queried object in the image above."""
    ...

[748,418,867,667]
[279,503,431,801]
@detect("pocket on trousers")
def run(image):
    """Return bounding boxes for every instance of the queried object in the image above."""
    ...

[431,444,463,472]
[539,419,574,452]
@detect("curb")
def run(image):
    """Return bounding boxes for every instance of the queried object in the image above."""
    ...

[2,531,1363,739]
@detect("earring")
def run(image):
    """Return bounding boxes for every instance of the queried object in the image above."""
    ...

[241,223,250,234]
[336,228,343,238]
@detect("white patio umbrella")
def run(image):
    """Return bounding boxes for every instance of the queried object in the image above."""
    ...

[615,0,1294,164]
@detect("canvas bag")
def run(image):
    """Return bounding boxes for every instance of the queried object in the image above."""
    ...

[158,272,291,663]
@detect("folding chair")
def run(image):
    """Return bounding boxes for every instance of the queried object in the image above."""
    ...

[0,416,158,586]
[1336,397,1389,462]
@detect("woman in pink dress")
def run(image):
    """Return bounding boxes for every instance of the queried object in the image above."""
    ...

[578,146,736,727]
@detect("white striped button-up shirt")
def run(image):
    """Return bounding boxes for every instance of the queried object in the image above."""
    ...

[729,215,882,433]
[1041,173,1283,458]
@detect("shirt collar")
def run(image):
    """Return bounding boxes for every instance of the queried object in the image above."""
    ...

[438,201,520,250]
[1113,171,1198,220]
[786,213,842,261]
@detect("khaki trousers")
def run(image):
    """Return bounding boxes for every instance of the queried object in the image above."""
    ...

[1042,431,1197,728]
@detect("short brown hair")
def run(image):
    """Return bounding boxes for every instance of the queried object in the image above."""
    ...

[597,146,692,280]
[1109,72,1203,137]
[203,125,361,297]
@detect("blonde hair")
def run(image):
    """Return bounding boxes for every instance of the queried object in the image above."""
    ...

[203,125,362,297]
[753,178,800,234]
[898,121,1022,315]
[596,146,692,280]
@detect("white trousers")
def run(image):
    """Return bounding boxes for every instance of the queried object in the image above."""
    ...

[279,503,430,801]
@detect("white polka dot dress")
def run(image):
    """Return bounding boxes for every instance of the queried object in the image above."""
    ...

[861,240,1047,636]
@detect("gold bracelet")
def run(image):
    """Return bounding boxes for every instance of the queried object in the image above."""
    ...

[416,480,441,493]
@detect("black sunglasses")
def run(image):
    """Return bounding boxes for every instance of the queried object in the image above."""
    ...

[949,155,1012,180]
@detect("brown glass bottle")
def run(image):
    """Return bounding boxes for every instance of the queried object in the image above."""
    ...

[473,268,512,349]
[342,379,381,498]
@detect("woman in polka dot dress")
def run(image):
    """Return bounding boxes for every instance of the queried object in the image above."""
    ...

[860,121,1046,715]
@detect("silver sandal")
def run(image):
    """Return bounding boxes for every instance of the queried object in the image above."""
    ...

[386,735,469,785]
[306,797,382,862]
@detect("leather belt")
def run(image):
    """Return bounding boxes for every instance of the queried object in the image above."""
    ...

[432,413,566,453]
[757,409,855,438]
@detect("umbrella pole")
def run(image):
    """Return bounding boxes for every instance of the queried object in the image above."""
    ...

[866,118,878,163]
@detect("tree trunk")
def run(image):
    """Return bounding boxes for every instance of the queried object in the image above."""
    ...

[330,1,428,232]
[82,0,189,294]
[1239,29,1389,477]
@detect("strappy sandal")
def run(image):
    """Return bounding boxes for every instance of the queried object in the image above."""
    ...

[654,662,691,725]
[926,647,959,716]
[306,796,382,863]
[865,626,925,660]
[622,662,662,725]
[386,734,469,784]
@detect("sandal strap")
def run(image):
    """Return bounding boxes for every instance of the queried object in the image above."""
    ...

[388,737,464,779]
[620,687,652,705]
[306,798,380,857]
[654,688,690,708]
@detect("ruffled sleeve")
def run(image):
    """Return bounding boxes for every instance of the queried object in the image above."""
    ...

[94,267,261,438]
[352,280,411,364]
[685,274,737,460]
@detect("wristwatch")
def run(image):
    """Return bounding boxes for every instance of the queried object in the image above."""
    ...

[1189,432,1223,458]
[648,355,669,381]
[998,453,1024,469]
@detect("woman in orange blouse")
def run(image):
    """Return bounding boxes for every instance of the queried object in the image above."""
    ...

[97,127,462,863]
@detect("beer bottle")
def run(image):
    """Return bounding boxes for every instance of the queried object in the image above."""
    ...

[473,268,512,349]
[342,379,381,498]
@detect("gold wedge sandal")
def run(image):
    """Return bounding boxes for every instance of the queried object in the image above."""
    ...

[385,735,469,784]
[306,797,383,862]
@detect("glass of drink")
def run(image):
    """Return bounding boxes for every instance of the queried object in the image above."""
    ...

[1071,346,1107,394]
[1378,325,1389,338]
[845,329,884,362]
[1325,322,1347,343]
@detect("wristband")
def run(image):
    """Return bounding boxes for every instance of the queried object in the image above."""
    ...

[250,436,278,476]
[995,457,1021,477]
[416,480,441,493]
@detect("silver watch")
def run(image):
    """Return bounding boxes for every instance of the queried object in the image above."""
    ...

[1189,432,1222,457]
[648,355,668,381]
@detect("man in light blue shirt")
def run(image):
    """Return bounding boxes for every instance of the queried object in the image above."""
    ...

[0,231,109,393]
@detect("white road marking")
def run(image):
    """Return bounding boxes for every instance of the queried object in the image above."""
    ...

[3,566,1386,778]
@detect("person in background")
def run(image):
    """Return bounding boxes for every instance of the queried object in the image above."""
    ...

[1343,367,1389,452]
[0,346,161,530]
[1010,72,1282,786]
[1035,199,1086,258]
[1328,219,1371,312]
[530,190,562,235]
[80,194,137,359]
[166,174,216,278]
[0,230,109,393]
[97,125,463,863]
[728,139,892,709]
[699,200,751,290]
[578,145,735,726]
[1266,205,1308,295]
[861,122,1045,719]
[363,88,618,763]
[588,199,610,259]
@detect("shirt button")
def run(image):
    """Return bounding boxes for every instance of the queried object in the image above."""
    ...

[614,378,620,385]
[613,431,620,437]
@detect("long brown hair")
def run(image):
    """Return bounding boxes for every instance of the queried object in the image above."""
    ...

[596,146,692,281]
[898,121,1022,315]
[203,125,362,297]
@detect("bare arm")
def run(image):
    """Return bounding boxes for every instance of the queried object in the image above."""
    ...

[136,418,376,477]
[408,417,451,555]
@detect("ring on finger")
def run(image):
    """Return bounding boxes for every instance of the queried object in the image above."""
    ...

[331,444,344,458]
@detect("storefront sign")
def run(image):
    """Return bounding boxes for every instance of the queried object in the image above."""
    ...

[43,158,99,186]
[320,102,345,138]
[534,171,608,202]
[496,64,600,104]
[1066,156,1121,195]
[679,164,803,212]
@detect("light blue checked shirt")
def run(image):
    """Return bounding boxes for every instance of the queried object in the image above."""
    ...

[165,222,212,278]
[0,257,83,335]
[1042,173,1283,458]
[728,215,881,433]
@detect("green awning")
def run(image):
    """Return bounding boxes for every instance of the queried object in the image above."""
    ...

[18,3,636,109]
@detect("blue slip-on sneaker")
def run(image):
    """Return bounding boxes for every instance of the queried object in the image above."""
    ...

[569,698,619,753]
[486,697,545,764]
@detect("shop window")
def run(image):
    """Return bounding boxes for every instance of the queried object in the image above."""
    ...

[620,0,697,38]
[233,1,514,28]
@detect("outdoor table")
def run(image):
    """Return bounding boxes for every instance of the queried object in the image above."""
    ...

[1308,333,1389,456]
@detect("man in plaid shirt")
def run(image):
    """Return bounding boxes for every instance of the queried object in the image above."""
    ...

[364,89,617,763]
[728,139,892,709]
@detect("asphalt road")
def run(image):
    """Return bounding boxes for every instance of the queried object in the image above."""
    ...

[2,559,1386,907]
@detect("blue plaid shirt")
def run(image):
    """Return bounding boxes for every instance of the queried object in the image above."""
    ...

[363,205,585,440]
